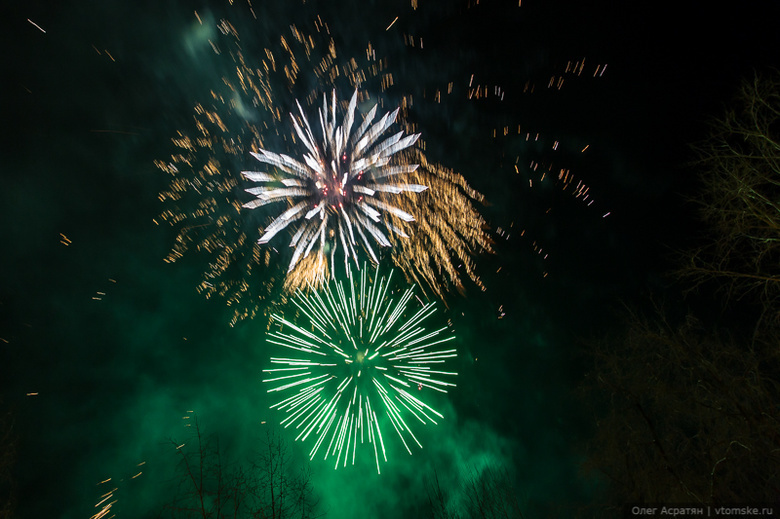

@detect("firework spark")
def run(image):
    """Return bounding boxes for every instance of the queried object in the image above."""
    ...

[242,88,425,275]
[263,264,457,474]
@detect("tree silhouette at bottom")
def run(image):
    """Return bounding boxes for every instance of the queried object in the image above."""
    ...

[163,418,320,519]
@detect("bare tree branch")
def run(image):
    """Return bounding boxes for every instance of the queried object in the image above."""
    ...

[680,70,780,324]
[0,402,16,519]
[583,309,780,510]
[424,465,525,519]
[163,419,320,519]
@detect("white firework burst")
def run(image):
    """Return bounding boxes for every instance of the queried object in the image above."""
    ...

[241,89,427,274]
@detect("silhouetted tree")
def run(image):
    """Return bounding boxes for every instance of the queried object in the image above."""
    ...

[682,71,780,329]
[584,72,780,514]
[584,309,780,511]
[163,418,319,519]
[425,470,450,519]
[0,402,16,519]
[425,466,524,519]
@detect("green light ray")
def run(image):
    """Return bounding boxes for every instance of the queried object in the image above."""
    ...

[263,264,458,473]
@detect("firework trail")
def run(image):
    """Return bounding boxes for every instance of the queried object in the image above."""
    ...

[263,264,457,474]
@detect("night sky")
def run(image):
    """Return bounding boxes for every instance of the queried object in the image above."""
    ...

[2,0,779,517]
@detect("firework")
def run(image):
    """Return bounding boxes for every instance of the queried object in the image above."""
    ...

[242,88,425,275]
[157,17,492,325]
[263,264,457,474]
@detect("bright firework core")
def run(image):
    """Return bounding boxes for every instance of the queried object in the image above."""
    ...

[242,89,426,274]
[346,348,379,385]
[313,151,357,210]
[263,265,457,474]
[344,349,378,401]
[353,349,367,365]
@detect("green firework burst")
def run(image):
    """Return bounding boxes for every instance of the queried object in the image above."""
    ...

[263,265,457,473]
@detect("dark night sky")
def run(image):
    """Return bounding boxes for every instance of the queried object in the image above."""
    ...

[1,0,779,517]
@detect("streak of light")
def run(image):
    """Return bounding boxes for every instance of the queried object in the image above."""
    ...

[28,19,46,33]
